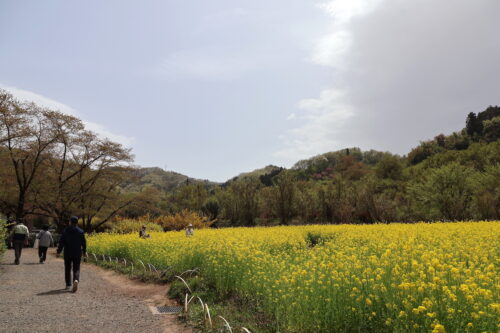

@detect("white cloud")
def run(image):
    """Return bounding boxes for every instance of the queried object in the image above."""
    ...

[275,89,353,163]
[317,0,383,24]
[309,29,351,68]
[276,0,500,164]
[83,121,134,147]
[2,85,77,115]
[309,0,383,67]
[277,0,385,163]
[297,89,352,120]
[0,84,134,147]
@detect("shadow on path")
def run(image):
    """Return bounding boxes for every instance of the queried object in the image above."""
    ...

[36,289,70,296]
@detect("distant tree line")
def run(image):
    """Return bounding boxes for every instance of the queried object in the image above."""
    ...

[1,89,499,230]
[129,107,499,226]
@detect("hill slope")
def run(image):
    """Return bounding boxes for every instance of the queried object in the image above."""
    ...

[121,167,220,193]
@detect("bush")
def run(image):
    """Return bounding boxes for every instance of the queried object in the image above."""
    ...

[154,210,213,231]
[108,211,214,234]
[107,217,163,234]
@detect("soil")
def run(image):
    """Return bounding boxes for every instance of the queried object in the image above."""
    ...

[0,248,193,333]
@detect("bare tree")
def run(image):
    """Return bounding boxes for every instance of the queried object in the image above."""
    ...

[35,121,133,230]
[0,90,59,221]
[1,89,134,229]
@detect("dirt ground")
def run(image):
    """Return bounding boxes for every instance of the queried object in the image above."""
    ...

[0,248,192,333]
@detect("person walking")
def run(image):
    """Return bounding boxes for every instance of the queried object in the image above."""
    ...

[36,225,54,264]
[9,220,29,265]
[56,216,86,292]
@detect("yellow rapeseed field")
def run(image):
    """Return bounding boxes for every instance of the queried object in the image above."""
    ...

[88,222,499,332]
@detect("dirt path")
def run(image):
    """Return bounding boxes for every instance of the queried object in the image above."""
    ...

[0,248,192,333]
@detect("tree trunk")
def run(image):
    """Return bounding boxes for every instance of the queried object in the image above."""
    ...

[15,190,26,222]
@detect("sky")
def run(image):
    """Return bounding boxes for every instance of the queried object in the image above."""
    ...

[1,0,499,182]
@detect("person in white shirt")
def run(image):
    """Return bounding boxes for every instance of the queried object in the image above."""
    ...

[36,225,54,264]
[185,224,194,237]
[9,220,29,265]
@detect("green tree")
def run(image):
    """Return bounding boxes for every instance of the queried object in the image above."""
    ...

[409,163,476,220]
[216,179,260,226]
[466,112,481,136]
[375,155,404,180]
[215,187,238,224]
[482,116,500,142]
[268,171,296,225]
[470,165,500,220]
[173,183,208,212]
[317,176,355,223]
[201,197,219,220]
[294,181,319,223]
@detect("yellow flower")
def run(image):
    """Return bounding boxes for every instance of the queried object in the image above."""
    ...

[432,324,445,333]
[87,221,499,333]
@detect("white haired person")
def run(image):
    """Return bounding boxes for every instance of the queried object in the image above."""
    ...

[185,224,194,237]
[10,219,29,265]
[37,225,54,264]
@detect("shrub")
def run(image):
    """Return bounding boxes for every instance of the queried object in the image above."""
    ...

[154,210,213,231]
[0,219,6,255]
[107,217,163,234]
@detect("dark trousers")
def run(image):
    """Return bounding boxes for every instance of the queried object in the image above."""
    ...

[64,256,81,286]
[38,246,48,262]
[13,240,24,264]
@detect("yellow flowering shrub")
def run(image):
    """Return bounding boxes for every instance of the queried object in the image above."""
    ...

[88,221,499,332]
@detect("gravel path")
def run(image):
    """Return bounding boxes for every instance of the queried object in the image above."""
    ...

[0,248,192,333]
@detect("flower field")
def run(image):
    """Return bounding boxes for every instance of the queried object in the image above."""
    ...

[88,222,499,332]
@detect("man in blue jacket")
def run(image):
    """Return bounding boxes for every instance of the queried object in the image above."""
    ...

[56,216,86,292]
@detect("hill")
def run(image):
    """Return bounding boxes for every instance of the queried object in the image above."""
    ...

[236,165,283,179]
[120,167,220,193]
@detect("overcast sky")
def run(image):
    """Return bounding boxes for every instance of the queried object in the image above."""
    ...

[1,0,499,181]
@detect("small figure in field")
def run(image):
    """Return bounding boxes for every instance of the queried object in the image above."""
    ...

[139,225,151,238]
[10,220,29,265]
[37,225,54,264]
[57,216,86,292]
[185,224,194,237]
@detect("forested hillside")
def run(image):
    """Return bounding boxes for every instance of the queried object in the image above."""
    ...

[120,167,219,193]
[1,88,499,230]
[183,106,499,225]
